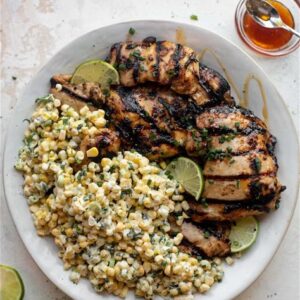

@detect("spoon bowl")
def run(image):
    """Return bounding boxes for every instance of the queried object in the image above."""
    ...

[246,0,300,37]
[235,0,300,56]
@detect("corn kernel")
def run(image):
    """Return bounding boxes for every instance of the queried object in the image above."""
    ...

[199,283,210,293]
[225,257,234,265]
[86,147,99,158]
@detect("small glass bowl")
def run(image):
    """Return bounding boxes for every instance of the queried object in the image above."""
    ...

[235,0,300,57]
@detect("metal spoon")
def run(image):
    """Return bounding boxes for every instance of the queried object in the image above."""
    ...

[246,0,300,38]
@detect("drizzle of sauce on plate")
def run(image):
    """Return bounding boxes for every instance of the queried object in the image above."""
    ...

[242,75,269,125]
[176,28,187,45]
[198,48,269,125]
[198,48,243,103]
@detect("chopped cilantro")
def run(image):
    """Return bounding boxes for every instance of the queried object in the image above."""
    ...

[252,157,261,173]
[109,165,117,173]
[234,122,240,128]
[62,118,69,125]
[128,27,135,35]
[229,159,235,165]
[77,124,83,130]
[152,70,158,78]
[166,69,176,78]
[203,231,210,239]
[102,88,110,97]
[201,128,208,140]
[206,148,232,161]
[83,194,91,201]
[128,162,134,170]
[165,170,174,180]
[121,188,132,198]
[118,63,126,71]
[149,132,156,141]
[161,261,168,267]
[35,94,54,104]
[196,255,203,261]
[219,133,236,144]
[190,15,198,21]
[200,198,208,208]
[173,140,181,147]
[130,50,145,61]
[139,65,147,72]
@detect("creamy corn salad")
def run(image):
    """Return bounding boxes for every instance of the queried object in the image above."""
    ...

[15,94,224,299]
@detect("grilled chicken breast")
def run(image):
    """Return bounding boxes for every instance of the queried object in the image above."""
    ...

[181,221,230,257]
[169,216,230,257]
[49,39,285,258]
[188,197,280,222]
[107,37,232,105]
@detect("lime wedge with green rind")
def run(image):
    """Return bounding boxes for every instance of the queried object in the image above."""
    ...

[71,59,119,89]
[229,216,259,253]
[166,157,204,200]
[0,264,24,300]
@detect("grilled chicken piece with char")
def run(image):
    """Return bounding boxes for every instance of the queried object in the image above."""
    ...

[107,37,232,105]
[188,196,279,222]
[169,216,230,257]
[202,175,282,202]
[181,221,230,257]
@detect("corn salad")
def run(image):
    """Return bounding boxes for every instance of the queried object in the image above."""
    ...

[15,94,224,299]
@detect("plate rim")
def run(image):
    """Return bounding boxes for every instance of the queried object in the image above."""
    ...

[3,19,300,300]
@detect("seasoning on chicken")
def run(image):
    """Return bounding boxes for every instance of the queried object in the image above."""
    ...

[188,196,281,222]
[181,221,231,257]
[107,37,232,105]
[169,216,230,257]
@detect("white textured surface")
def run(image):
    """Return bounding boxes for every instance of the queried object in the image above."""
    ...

[0,1,299,300]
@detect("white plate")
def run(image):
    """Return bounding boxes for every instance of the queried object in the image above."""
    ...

[3,20,299,300]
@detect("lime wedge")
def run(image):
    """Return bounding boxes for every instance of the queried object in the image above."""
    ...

[71,59,119,89]
[166,157,204,200]
[0,265,24,300]
[229,217,259,253]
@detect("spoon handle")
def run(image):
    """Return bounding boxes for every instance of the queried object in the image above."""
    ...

[280,23,300,38]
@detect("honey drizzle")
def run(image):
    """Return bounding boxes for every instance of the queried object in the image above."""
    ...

[176,28,187,45]
[198,48,269,125]
[243,75,269,125]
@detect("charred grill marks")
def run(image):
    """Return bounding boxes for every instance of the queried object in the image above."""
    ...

[172,44,182,79]
[154,41,162,81]
[116,87,152,122]
[199,64,230,100]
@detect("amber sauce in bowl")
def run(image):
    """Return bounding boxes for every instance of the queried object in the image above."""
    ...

[243,0,295,49]
[235,0,300,56]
